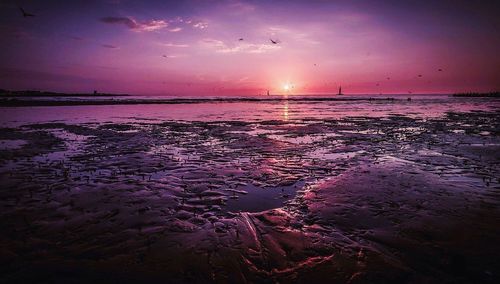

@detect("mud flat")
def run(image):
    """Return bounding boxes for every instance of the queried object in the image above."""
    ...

[0,108,499,283]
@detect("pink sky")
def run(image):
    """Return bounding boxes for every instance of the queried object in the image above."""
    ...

[0,0,499,95]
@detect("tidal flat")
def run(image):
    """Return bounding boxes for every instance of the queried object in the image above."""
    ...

[0,97,499,283]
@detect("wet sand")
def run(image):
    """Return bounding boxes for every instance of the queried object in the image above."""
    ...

[0,101,499,283]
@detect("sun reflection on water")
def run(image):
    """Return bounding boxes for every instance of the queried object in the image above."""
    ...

[283,101,289,121]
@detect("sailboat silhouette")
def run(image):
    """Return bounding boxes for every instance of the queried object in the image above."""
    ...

[338,86,343,95]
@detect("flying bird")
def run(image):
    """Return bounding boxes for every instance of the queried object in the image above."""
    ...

[238,38,244,41]
[19,7,35,17]
[418,74,423,77]
[269,38,280,44]
[438,68,443,72]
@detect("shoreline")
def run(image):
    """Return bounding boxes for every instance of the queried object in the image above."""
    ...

[0,97,402,107]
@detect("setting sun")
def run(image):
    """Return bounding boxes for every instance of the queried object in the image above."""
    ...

[282,83,293,92]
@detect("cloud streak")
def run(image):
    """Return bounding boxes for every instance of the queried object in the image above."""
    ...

[168,27,182,32]
[201,39,280,54]
[161,43,189,48]
[100,16,207,32]
[100,17,167,32]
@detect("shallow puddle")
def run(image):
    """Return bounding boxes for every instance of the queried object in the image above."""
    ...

[225,180,306,212]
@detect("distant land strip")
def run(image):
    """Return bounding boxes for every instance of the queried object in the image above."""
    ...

[452,92,499,97]
[0,90,129,97]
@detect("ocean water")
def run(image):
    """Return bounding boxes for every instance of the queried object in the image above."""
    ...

[0,94,498,126]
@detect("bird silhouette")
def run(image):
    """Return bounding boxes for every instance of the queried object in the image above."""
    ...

[438,68,443,72]
[418,74,422,77]
[270,38,279,44]
[238,38,244,41]
[19,7,35,17]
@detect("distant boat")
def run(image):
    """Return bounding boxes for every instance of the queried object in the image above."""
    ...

[267,90,270,96]
[338,86,343,96]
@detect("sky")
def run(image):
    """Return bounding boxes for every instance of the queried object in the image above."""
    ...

[0,0,499,95]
